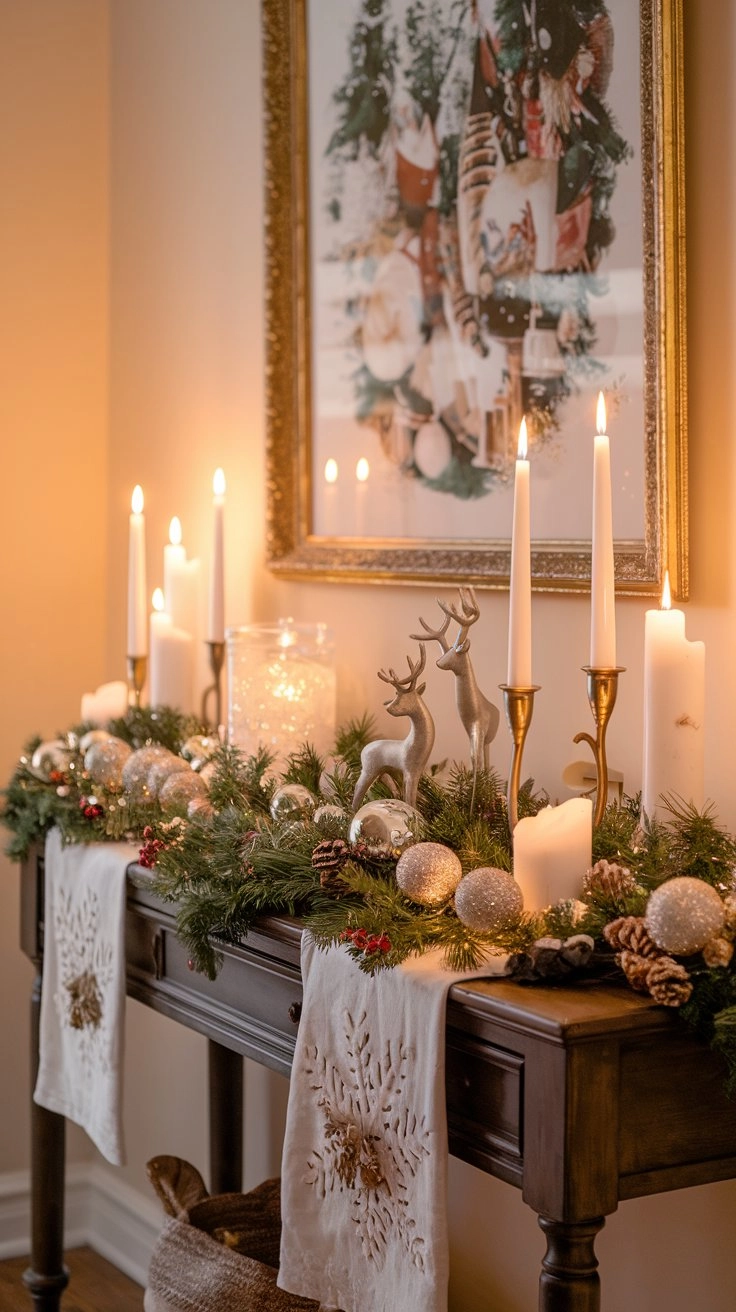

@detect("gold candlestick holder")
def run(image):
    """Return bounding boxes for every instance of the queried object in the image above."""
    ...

[500,685,540,831]
[127,655,147,708]
[201,640,226,730]
[573,667,625,828]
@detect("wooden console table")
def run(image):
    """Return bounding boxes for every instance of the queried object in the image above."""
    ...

[19,850,736,1311]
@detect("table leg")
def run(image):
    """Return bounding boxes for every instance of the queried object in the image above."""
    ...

[22,975,69,1311]
[538,1216,605,1312]
[207,1039,243,1194]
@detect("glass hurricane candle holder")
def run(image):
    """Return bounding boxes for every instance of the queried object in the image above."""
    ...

[227,620,336,766]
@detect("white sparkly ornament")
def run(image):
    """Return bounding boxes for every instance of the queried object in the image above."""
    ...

[159,770,209,815]
[122,745,174,802]
[395,841,462,906]
[188,795,215,820]
[270,784,317,821]
[181,735,218,770]
[29,740,73,781]
[79,729,113,753]
[645,877,726,956]
[146,752,190,799]
[349,799,422,856]
[454,867,524,932]
[84,737,133,790]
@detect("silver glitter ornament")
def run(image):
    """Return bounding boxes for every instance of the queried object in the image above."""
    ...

[79,729,113,754]
[122,746,174,802]
[84,737,133,790]
[349,799,423,856]
[181,735,218,771]
[146,753,190,799]
[159,770,209,815]
[645,877,726,956]
[395,841,462,907]
[188,796,215,820]
[270,784,317,821]
[28,740,73,782]
[454,867,524,932]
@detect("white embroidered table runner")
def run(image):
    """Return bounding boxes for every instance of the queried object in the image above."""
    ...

[278,935,507,1312]
[34,827,135,1166]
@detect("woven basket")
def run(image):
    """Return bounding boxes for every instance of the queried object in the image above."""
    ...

[144,1157,318,1312]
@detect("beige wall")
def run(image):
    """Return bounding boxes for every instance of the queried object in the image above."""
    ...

[4,0,736,1307]
[0,0,109,1171]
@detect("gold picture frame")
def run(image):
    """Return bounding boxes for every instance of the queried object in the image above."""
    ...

[264,0,687,596]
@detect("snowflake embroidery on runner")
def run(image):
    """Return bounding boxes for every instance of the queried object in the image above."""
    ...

[52,886,115,1077]
[303,1007,431,1270]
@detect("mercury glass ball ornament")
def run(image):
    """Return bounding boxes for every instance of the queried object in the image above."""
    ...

[313,803,347,826]
[181,735,218,771]
[146,752,190,799]
[79,729,113,754]
[159,770,209,816]
[188,795,215,820]
[29,740,73,782]
[349,799,422,857]
[645,877,726,956]
[84,737,133,790]
[454,868,524,932]
[122,745,174,802]
[270,784,317,822]
[395,842,462,907]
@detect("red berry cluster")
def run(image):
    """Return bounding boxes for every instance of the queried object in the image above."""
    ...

[49,769,67,785]
[138,825,166,869]
[340,927,392,955]
[79,797,104,820]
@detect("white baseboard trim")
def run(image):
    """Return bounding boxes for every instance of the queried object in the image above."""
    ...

[0,1163,162,1287]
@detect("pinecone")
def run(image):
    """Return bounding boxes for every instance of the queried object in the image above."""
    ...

[603,915,659,957]
[617,949,651,993]
[583,859,637,903]
[702,936,734,968]
[645,956,693,1007]
[312,838,350,873]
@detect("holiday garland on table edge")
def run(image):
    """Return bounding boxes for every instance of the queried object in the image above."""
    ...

[6,706,736,1093]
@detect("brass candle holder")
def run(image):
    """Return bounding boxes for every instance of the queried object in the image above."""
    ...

[573,667,625,828]
[201,640,226,730]
[127,655,147,708]
[500,685,540,831]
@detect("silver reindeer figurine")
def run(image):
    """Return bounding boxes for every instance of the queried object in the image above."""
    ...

[352,644,435,811]
[412,587,499,775]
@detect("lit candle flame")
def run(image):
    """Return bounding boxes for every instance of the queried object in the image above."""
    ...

[596,391,607,435]
[152,587,165,613]
[356,457,370,483]
[324,458,338,485]
[661,570,672,610]
[131,485,144,515]
[517,417,528,461]
[169,516,182,546]
[213,467,226,498]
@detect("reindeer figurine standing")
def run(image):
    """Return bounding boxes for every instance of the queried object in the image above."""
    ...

[411,587,499,776]
[352,644,435,811]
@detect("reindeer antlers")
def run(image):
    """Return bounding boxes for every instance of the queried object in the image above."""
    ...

[377,643,427,691]
[412,587,480,651]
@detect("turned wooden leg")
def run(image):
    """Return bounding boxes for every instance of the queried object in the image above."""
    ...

[22,975,69,1311]
[538,1216,605,1312]
[208,1039,243,1194]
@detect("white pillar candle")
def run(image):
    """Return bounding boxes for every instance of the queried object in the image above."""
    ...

[642,572,705,822]
[513,797,593,910]
[80,681,129,726]
[323,457,339,537]
[355,456,369,539]
[163,516,200,638]
[590,392,616,668]
[507,418,532,687]
[149,588,195,713]
[127,485,147,657]
[208,468,226,643]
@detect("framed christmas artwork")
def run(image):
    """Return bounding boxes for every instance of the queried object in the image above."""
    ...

[264,0,687,595]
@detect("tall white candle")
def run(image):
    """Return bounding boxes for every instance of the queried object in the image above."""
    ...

[355,456,369,539]
[642,572,705,822]
[590,392,616,668]
[323,457,339,537]
[163,516,200,637]
[149,588,195,712]
[127,485,147,657]
[513,797,593,910]
[208,468,226,643]
[507,418,532,687]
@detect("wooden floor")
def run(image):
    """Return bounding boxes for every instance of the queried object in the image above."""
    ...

[0,1247,143,1311]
